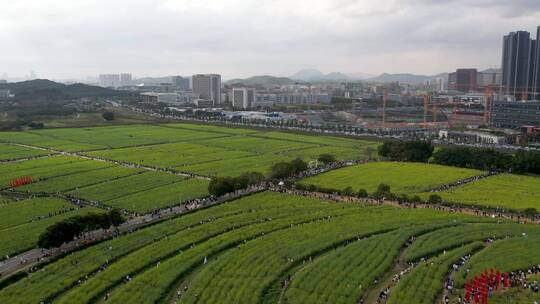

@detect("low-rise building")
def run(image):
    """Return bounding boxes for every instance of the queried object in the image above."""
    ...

[439,130,509,145]
[491,100,540,129]
[193,99,214,108]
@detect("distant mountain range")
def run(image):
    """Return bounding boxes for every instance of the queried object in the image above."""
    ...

[226,75,299,86]
[364,73,449,85]
[290,69,374,81]
[288,69,451,84]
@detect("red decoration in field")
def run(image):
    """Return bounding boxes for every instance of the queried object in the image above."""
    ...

[464,269,508,304]
[9,176,34,188]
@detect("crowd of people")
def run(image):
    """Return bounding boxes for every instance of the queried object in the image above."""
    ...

[428,170,501,193]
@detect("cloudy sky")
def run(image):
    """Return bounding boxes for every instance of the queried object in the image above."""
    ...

[2,0,540,80]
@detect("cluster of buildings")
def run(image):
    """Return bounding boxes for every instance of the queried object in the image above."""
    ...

[0,89,12,100]
[438,26,540,133]
[98,73,133,88]
[136,74,332,109]
[447,69,502,92]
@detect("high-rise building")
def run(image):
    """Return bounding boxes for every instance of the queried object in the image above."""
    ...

[192,74,221,105]
[501,28,540,99]
[435,77,445,92]
[477,69,502,88]
[448,69,478,92]
[99,74,120,87]
[0,89,11,99]
[232,87,256,109]
[171,76,190,90]
[120,73,132,86]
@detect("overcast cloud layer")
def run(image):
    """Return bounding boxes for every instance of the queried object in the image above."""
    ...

[2,0,540,80]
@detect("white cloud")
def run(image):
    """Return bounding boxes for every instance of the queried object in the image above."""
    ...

[1,0,540,79]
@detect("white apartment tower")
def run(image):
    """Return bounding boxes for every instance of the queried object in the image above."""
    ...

[192,74,221,105]
[232,87,255,109]
[120,73,132,86]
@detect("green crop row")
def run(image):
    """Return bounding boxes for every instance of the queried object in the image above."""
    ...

[405,222,540,262]
[388,242,484,304]
[0,197,74,231]
[104,178,210,213]
[0,193,332,303]
[425,173,540,211]
[178,203,479,304]
[57,196,355,303]
[451,234,540,286]
[299,161,484,194]
[69,171,186,203]
[0,205,104,258]
[0,143,50,160]
[87,141,252,169]
[19,165,142,193]
[283,223,461,304]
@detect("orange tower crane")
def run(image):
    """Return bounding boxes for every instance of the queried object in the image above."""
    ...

[382,88,388,127]
[484,87,493,125]
[423,94,430,128]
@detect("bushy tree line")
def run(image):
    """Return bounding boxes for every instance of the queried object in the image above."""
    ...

[269,158,308,180]
[378,140,434,162]
[38,209,124,248]
[378,140,540,175]
[432,147,512,170]
[208,172,266,197]
[433,147,540,174]
[208,158,315,197]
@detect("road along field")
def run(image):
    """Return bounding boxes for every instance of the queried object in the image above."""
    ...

[1,191,539,304]
[426,173,540,211]
[0,143,52,161]
[0,196,103,259]
[298,161,484,195]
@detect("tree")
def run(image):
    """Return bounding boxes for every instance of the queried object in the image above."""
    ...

[512,151,540,174]
[341,186,354,196]
[102,111,115,121]
[208,177,236,196]
[357,189,368,198]
[37,211,122,249]
[237,172,265,187]
[428,194,443,204]
[318,154,336,165]
[109,209,125,227]
[269,162,294,180]
[374,183,391,198]
[411,195,422,203]
[290,158,308,173]
[378,140,433,163]
[208,172,265,197]
[28,122,45,129]
[523,208,538,217]
[269,159,308,180]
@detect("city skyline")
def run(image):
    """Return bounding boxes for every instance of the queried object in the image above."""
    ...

[2,0,540,80]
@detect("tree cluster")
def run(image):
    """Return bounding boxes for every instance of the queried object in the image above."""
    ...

[208,172,265,197]
[378,140,434,162]
[37,209,124,249]
[432,147,512,170]
[269,158,308,180]
[433,147,540,174]
[102,111,115,121]
[512,150,540,174]
[317,154,336,165]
